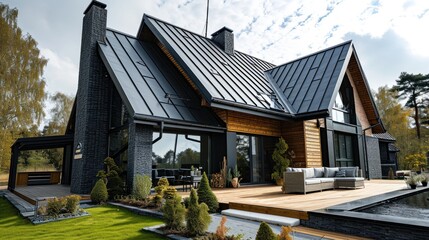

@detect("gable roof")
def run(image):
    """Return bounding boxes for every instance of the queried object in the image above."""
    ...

[98,14,384,132]
[266,41,352,117]
[138,15,289,119]
[97,29,224,132]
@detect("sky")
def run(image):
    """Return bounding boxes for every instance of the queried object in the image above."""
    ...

[3,0,429,124]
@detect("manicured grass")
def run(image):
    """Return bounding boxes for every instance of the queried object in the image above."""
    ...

[0,197,166,240]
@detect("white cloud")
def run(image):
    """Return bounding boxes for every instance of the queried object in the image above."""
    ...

[40,48,78,96]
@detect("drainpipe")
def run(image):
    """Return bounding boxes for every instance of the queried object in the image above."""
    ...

[152,121,164,144]
[362,122,381,180]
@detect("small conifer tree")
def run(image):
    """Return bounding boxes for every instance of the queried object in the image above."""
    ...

[186,188,211,236]
[197,172,219,213]
[255,222,276,240]
[132,174,152,200]
[162,189,185,230]
[90,179,108,204]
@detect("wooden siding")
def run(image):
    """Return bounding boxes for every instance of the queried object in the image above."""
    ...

[304,120,322,167]
[347,70,372,135]
[282,121,306,167]
[213,109,282,137]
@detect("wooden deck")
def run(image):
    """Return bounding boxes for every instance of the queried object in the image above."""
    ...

[13,185,90,205]
[207,179,406,220]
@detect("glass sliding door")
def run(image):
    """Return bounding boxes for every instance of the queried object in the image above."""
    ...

[334,132,354,167]
[236,134,274,184]
[251,136,262,183]
[236,135,250,183]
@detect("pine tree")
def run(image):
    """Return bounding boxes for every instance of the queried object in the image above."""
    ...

[197,172,219,213]
[391,72,429,139]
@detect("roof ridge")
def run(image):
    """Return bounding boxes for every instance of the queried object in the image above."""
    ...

[266,40,353,72]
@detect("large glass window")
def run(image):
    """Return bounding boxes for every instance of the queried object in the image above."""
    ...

[334,133,354,167]
[332,77,354,124]
[152,133,201,170]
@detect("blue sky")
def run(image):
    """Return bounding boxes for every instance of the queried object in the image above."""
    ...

[3,0,429,124]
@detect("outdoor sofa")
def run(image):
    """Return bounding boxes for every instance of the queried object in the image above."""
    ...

[282,167,365,194]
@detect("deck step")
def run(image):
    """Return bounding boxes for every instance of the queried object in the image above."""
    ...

[3,190,35,217]
[221,209,300,226]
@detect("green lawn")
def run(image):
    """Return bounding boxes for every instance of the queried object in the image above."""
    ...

[0,197,166,240]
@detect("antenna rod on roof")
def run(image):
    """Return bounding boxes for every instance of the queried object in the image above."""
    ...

[205,0,209,37]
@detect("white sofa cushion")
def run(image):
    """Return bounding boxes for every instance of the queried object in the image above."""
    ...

[305,179,321,185]
[334,177,364,182]
[319,178,335,183]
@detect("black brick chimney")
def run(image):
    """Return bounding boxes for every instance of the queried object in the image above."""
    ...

[211,27,234,55]
[71,1,111,194]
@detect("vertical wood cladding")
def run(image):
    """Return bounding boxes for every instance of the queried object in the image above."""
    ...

[304,120,322,167]
[347,54,382,133]
[347,70,372,135]
[213,109,282,137]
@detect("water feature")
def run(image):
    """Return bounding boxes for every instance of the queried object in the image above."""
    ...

[359,189,429,220]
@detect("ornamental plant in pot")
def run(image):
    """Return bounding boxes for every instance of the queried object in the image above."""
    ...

[271,137,291,186]
[231,165,241,188]
[406,175,418,189]
[419,173,428,187]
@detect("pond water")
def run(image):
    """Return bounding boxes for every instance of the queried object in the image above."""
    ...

[360,189,429,220]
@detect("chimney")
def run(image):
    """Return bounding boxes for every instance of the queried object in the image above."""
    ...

[211,27,234,55]
[71,1,110,194]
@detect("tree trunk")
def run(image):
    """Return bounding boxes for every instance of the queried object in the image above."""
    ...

[413,100,421,139]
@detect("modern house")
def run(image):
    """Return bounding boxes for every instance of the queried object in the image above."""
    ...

[8,1,395,194]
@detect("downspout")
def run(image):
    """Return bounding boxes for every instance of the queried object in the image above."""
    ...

[152,121,164,144]
[362,121,381,180]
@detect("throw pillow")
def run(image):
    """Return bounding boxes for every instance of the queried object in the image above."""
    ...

[314,167,324,178]
[324,167,339,177]
[335,170,346,177]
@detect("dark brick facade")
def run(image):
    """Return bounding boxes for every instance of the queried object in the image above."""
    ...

[127,123,153,189]
[366,136,382,179]
[71,2,110,194]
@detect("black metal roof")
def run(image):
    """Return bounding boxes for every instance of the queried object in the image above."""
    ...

[98,29,224,131]
[11,135,74,150]
[266,41,352,116]
[372,132,396,142]
[138,15,289,117]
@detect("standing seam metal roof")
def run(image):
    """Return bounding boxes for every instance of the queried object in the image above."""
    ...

[97,29,223,129]
[140,15,287,114]
[266,41,352,115]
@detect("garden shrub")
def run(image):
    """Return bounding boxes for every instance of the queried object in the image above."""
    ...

[96,157,124,199]
[64,195,81,214]
[47,197,65,217]
[197,172,219,213]
[132,174,152,200]
[186,188,211,236]
[161,190,185,231]
[255,222,276,240]
[91,179,108,204]
[183,197,190,208]
[163,186,177,200]
[154,177,169,195]
[151,194,163,208]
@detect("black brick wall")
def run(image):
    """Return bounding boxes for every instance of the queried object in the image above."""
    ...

[302,212,429,239]
[366,136,382,179]
[71,2,110,194]
[127,123,153,189]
